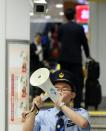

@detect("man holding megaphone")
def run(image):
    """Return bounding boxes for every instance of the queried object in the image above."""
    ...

[22,69,90,131]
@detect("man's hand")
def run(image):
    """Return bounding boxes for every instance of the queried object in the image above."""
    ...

[55,92,66,109]
[21,95,44,122]
[33,95,43,109]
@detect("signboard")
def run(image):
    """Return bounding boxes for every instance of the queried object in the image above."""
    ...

[6,40,29,127]
[76,5,89,23]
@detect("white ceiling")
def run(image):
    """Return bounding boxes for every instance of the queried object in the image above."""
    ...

[30,0,87,22]
[30,0,64,22]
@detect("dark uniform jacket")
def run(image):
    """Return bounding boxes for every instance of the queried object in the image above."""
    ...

[30,42,40,72]
[58,21,90,64]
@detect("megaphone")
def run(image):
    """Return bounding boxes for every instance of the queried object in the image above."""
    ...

[30,68,58,102]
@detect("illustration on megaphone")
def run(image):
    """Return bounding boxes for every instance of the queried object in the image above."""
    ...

[30,68,59,102]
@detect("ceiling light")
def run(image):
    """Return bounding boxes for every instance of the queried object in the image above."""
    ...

[45,15,51,19]
[34,0,47,4]
[56,4,63,8]
[29,12,34,16]
[59,12,64,16]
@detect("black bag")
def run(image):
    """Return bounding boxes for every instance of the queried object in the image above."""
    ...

[85,79,102,110]
[87,59,100,80]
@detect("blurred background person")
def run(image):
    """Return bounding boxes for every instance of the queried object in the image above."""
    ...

[48,23,61,72]
[58,8,91,108]
[30,33,44,74]
[41,32,50,68]
[50,23,60,62]
[30,33,44,100]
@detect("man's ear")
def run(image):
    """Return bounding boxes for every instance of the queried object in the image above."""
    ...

[71,92,76,99]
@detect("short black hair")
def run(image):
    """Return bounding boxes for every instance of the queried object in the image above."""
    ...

[65,8,76,20]
[34,33,42,38]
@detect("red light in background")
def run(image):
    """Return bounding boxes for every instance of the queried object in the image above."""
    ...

[76,5,89,24]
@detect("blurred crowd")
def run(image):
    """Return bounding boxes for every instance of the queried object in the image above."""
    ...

[29,8,101,110]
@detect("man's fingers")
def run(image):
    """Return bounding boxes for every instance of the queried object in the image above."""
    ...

[33,96,43,108]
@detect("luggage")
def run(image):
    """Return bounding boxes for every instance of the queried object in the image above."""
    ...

[87,59,100,80]
[85,58,102,110]
[85,79,102,110]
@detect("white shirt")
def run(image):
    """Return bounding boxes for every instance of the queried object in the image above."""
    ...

[35,42,43,62]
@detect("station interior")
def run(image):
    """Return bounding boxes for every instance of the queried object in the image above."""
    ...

[0,0,106,131]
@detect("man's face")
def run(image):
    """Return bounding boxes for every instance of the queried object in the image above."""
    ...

[55,82,76,104]
[34,35,41,44]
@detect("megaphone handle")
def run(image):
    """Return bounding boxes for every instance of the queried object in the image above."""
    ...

[40,92,49,101]
[24,93,49,117]
[24,103,39,117]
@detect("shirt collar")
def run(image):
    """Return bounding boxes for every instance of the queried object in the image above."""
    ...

[53,106,75,116]
[53,107,60,116]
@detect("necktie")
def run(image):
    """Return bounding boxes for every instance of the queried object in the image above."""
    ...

[55,111,65,131]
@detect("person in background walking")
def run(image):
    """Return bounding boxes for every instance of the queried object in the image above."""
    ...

[58,8,91,108]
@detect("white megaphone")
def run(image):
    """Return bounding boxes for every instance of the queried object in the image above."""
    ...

[30,68,59,103]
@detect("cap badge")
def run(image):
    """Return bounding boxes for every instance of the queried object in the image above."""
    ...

[59,73,64,78]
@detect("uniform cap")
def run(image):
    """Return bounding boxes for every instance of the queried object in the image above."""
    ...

[51,70,76,92]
